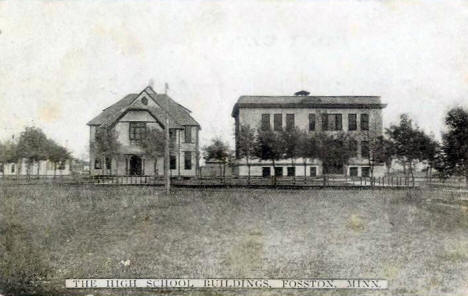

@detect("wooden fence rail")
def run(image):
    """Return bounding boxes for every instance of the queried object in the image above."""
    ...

[0,174,426,188]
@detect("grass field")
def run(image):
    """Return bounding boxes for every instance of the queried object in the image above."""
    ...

[1,185,468,296]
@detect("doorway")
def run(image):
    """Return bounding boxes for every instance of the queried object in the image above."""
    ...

[129,155,142,176]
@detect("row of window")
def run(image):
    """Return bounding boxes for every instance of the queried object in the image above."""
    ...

[1,162,65,174]
[129,122,193,145]
[262,166,317,177]
[261,166,371,177]
[95,152,193,170]
[350,140,370,158]
[94,157,112,170]
[349,167,371,177]
[261,113,369,131]
[170,152,192,170]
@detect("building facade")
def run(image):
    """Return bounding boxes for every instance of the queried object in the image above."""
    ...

[87,86,200,177]
[232,94,387,177]
[1,158,72,176]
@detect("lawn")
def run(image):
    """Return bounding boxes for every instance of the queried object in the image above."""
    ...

[1,185,468,296]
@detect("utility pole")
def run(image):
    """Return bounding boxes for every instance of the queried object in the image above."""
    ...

[164,82,171,194]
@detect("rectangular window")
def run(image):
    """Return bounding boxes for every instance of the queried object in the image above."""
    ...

[309,114,316,131]
[261,114,270,130]
[184,151,192,170]
[11,164,15,174]
[274,114,282,131]
[349,167,358,177]
[169,129,176,144]
[58,160,66,170]
[287,167,295,176]
[361,114,369,131]
[335,114,342,130]
[310,167,317,177]
[286,114,295,130]
[184,126,192,143]
[262,167,271,177]
[94,159,102,169]
[322,114,342,131]
[274,167,283,177]
[129,122,147,144]
[361,141,370,158]
[105,157,111,170]
[170,155,176,170]
[349,139,358,157]
[362,167,370,177]
[321,114,328,131]
[348,114,357,131]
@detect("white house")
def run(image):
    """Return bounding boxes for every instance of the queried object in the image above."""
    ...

[87,86,201,177]
[1,158,72,176]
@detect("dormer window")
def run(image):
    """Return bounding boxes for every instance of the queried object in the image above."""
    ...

[141,97,148,105]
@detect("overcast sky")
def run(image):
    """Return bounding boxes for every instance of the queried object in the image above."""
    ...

[1,0,467,159]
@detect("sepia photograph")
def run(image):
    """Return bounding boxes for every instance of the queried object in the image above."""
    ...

[1,1,468,295]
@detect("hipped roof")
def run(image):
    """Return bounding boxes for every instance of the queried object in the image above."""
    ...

[87,86,200,129]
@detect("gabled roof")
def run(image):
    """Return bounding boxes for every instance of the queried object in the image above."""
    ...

[232,95,386,117]
[87,86,200,129]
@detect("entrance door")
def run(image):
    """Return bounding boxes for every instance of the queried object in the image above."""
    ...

[129,155,142,176]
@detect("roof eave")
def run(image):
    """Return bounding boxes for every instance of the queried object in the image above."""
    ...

[231,103,239,118]
[235,103,387,109]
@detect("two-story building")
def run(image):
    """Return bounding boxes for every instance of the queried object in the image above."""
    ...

[87,86,200,177]
[231,94,387,177]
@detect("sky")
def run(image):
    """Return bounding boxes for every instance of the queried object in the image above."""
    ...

[1,0,467,160]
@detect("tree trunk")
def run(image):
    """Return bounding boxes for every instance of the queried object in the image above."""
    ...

[247,158,251,185]
[223,163,226,183]
[27,160,31,180]
[291,158,296,183]
[54,162,57,179]
[272,159,276,186]
[154,158,158,176]
[429,163,432,184]
[115,156,119,176]
[17,159,21,179]
[409,161,415,187]
[303,161,307,184]
[465,166,468,188]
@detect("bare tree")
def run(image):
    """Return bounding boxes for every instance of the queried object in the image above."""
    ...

[92,127,121,175]
[47,139,71,178]
[237,124,256,182]
[203,138,231,179]
[440,107,468,186]
[254,128,285,185]
[0,140,17,177]
[297,130,319,181]
[16,127,49,177]
[140,128,166,175]
[280,127,302,182]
